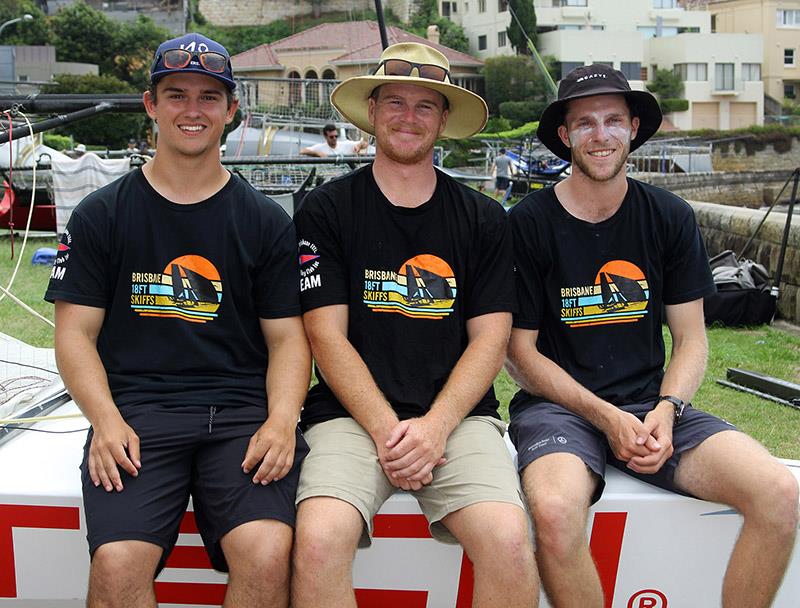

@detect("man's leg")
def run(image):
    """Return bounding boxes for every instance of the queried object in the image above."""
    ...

[87,540,162,608]
[522,452,603,608]
[292,497,365,608]
[442,501,538,608]
[674,430,799,608]
[220,519,294,608]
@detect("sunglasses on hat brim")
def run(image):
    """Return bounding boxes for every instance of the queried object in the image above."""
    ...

[374,59,449,83]
[160,48,229,74]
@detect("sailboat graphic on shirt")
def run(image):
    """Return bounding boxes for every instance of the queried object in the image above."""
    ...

[405,264,454,305]
[599,271,647,312]
[169,263,219,307]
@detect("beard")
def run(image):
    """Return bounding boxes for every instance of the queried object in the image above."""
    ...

[569,133,631,182]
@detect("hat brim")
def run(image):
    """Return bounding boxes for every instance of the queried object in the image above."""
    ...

[331,75,488,139]
[536,89,662,161]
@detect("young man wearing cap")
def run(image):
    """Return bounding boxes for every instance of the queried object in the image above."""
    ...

[46,33,309,608]
[291,42,539,607]
[506,64,798,607]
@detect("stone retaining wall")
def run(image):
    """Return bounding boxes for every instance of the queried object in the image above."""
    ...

[642,170,796,208]
[199,0,410,26]
[688,200,800,322]
[713,136,800,172]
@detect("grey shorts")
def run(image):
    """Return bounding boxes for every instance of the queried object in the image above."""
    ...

[296,415,525,546]
[509,400,736,504]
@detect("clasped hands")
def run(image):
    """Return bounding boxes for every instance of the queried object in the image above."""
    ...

[378,417,448,491]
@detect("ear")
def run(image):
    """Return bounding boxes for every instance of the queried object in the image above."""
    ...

[557,124,570,149]
[225,98,239,124]
[438,108,449,137]
[630,115,640,142]
[142,90,157,121]
[367,95,376,128]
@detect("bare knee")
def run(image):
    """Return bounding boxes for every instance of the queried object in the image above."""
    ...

[89,541,160,606]
[293,507,360,576]
[227,535,291,589]
[741,468,800,535]
[472,513,534,573]
[530,493,588,560]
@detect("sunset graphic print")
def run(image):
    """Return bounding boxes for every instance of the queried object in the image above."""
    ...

[559,260,649,328]
[363,254,456,320]
[129,254,222,323]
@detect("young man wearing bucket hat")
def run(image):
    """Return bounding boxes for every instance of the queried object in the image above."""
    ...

[46,33,310,607]
[291,42,539,607]
[506,64,798,606]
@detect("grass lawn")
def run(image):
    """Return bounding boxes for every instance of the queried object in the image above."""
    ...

[3,236,799,459]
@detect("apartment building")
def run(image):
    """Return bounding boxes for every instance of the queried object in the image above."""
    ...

[443,0,763,128]
[709,0,800,104]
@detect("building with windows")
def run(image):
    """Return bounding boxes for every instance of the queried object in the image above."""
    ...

[442,0,764,129]
[709,0,800,104]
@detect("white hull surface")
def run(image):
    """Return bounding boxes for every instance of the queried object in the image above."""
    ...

[1,399,799,607]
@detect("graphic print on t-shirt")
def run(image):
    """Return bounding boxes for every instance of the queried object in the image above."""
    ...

[130,254,222,323]
[560,260,649,328]
[363,254,456,320]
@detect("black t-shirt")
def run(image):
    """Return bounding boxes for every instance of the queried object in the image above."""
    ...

[294,165,514,428]
[45,169,300,410]
[509,177,715,412]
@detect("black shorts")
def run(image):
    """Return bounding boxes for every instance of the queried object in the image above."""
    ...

[509,400,736,504]
[81,403,309,573]
[496,176,511,190]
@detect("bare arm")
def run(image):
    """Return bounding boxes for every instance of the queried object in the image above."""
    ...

[382,312,512,481]
[54,300,140,492]
[242,316,311,484]
[300,147,326,158]
[506,326,654,462]
[628,298,708,473]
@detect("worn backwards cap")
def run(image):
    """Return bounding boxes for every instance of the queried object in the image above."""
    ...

[150,32,236,90]
[537,64,662,161]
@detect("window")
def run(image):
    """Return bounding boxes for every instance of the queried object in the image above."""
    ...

[442,1,451,16]
[555,0,588,5]
[498,31,507,47]
[621,62,642,81]
[558,24,581,30]
[478,0,486,12]
[785,83,797,99]
[741,63,761,81]
[498,0,508,11]
[674,63,707,81]
[452,2,457,12]
[653,0,677,7]
[785,49,795,66]
[714,63,734,90]
[559,61,583,78]
[478,34,487,50]
[591,25,604,30]
[777,9,800,27]
[18,74,28,82]
[677,26,700,33]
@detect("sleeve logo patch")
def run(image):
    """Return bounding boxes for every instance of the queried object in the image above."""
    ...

[299,239,322,291]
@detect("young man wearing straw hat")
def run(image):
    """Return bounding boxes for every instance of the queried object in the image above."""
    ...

[46,33,309,607]
[291,42,539,607]
[506,64,798,607]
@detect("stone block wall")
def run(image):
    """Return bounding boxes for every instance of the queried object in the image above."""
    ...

[642,170,796,208]
[199,0,411,26]
[712,135,800,172]
[688,200,800,322]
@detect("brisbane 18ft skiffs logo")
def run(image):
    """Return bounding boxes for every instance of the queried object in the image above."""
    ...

[130,255,222,323]
[560,260,649,328]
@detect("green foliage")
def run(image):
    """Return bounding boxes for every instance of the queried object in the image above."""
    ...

[0,0,52,46]
[476,120,539,139]
[660,98,689,113]
[51,2,117,73]
[485,117,512,133]
[408,0,469,53]
[499,99,546,126]
[782,101,800,116]
[647,68,683,100]
[43,74,145,148]
[482,55,550,115]
[189,21,294,56]
[507,0,537,56]
[110,14,170,91]
[42,133,73,151]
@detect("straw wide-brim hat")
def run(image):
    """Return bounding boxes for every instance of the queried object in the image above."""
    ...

[537,63,663,162]
[331,42,488,139]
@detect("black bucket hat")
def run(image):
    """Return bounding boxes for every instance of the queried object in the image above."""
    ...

[537,64,662,162]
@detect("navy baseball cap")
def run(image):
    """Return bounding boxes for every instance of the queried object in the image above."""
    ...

[150,33,236,91]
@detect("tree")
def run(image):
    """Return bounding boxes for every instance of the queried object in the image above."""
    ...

[0,0,53,46]
[111,14,170,91]
[507,0,536,56]
[408,0,470,54]
[482,55,552,115]
[647,68,683,101]
[51,2,117,74]
[43,73,146,149]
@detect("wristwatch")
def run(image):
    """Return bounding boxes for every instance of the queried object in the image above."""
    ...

[658,395,686,424]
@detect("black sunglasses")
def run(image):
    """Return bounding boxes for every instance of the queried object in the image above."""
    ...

[161,48,228,74]
[374,59,450,82]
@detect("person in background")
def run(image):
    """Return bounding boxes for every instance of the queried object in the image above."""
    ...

[300,123,367,157]
[491,147,515,201]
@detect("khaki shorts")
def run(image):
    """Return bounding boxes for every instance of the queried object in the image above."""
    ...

[297,415,525,546]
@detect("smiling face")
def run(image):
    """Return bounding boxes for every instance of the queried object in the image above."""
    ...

[143,72,238,160]
[558,94,639,183]
[368,82,448,165]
